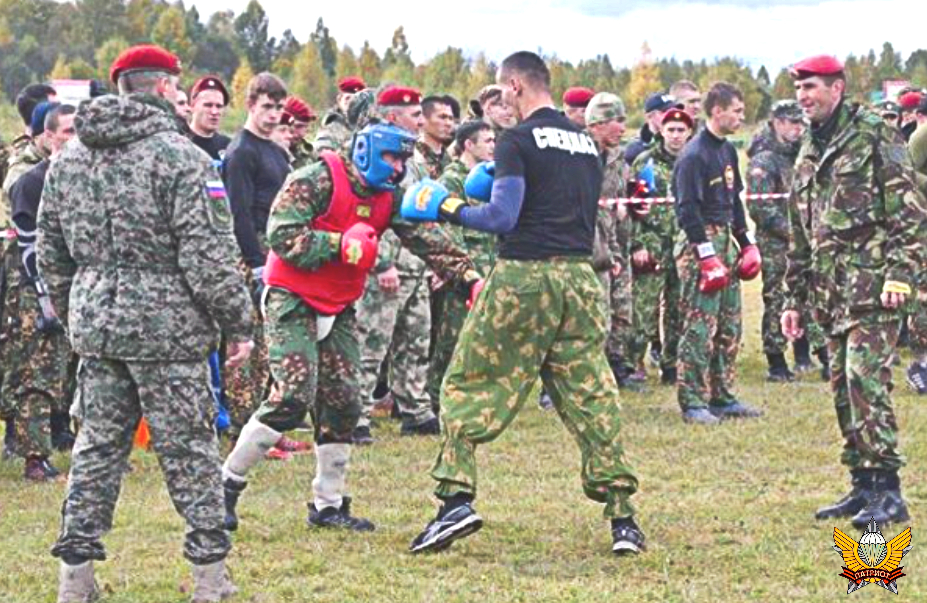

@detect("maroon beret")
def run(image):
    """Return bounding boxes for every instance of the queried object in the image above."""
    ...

[377,86,422,107]
[190,75,229,105]
[283,96,315,123]
[789,55,844,80]
[338,76,367,94]
[110,44,181,85]
[562,87,595,108]
[899,91,923,110]
[661,108,694,130]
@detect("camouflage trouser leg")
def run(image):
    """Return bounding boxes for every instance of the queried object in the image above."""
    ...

[628,272,663,369]
[427,285,470,408]
[0,276,22,420]
[252,288,361,444]
[606,263,632,361]
[224,303,269,434]
[660,251,682,371]
[758,238,789,356]
[432,259,638,518]
[829,322,904,471]
[805,314,828,353]
[51,358,229,565]
[908,295,927,358]
[676,228,743,410]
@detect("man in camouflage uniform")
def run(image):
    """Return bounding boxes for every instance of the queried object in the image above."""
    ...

[747,100,829,382]
[221,122,480,534]
[903,95,927,394]
[40,45,254,602]
[584,93,635,388]
[628,109,690,385]
[314,76,366,153]
[282,95,317,170]
[673,82,763,425]
[781,55,927,528]
[428,120,497,408]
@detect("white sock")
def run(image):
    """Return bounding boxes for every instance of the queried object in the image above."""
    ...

[312,443,350,510]
[223,418,282,482]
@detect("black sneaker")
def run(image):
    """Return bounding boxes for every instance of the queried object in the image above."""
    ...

[611,517,646,555]
[709,401,762,419]
[352,425,374,446]
[906,363,927,395]
[401,417,441,436]
[410,500,483,554]
[308,496,375,532]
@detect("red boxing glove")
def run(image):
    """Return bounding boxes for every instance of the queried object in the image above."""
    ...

[467,279,485,310]
[737,244,761,281]
[695,242,729,294]
[341,223,378,272]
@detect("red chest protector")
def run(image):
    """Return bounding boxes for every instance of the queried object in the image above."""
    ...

[263,152,393,315]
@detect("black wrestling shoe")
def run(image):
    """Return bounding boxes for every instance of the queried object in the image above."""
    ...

[410,500,483,554]
[308,496,375,532]
[611,516,646,555]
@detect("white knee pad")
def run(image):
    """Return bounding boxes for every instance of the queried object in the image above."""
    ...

[312,443,351,510]
[222,418,282,482]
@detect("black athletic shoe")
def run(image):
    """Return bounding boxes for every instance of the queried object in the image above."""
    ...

[223,478,247,531]
[906,362,927,395]
[401,417,441,436]
[352,425,374,446]
[410,501,483,554]
[308,496,375,532]
[611,517,646,555]
[709,401,762,419]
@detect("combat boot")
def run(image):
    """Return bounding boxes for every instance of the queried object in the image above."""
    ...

[851,470,910,529]
[816,347,831,381]
[792,337,813,373]
[815,469,870,520]
[222,478,247,531]
[57,560,98,603]
[660,365,677,385]
[191,560,237,603]
[766,353,795,382]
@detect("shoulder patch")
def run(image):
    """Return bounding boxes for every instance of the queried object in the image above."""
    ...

[204,179,233,233]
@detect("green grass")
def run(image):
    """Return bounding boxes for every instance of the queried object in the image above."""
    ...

[2,279,926,603]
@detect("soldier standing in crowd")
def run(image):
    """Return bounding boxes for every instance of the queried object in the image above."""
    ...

[898,91,923,142]
[188,76,232,162]
[746,100,828,382]
[670,80,702,125]
[403,51,644,556]
[625,92,679,165]
[905,94,927,394]
[220,121,480,533]
[782,55,927,528]
[315,76,366,153]
[627,108,692,385]
[4,103,76,482]
[40,44,254,602]
[562,86,595,129]
[470,84,517,137]
[281,95,317,169]
[673,82,763,425]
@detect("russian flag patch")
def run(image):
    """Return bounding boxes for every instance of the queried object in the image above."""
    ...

[206,180,226,199]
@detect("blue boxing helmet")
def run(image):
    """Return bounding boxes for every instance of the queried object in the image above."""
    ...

[352,123,417,191]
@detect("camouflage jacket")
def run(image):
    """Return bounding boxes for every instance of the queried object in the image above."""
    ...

[37,93,253,361]
[267,153,477,289]
[629,142,678,259]
[598,146,630,270]
[313,109,352,154]
[746,124,799,242]
[438,159,497,275]
[784,102,927,334]
[909,123,927,193]
[3,135,47,229]
[291,137,317,171]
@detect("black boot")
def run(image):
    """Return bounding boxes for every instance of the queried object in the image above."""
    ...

[223,478,247,531]
[815,346,831,382]
[815,469,870,520]
[50,411,76,452]
[792,337,813,372]
[2,417,17,461]
[851,470,910,529]
[766,353,795,382]
[660,365,677,386]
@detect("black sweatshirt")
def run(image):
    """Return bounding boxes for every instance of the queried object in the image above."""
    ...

[672,127,748,246]
[223,128,291,268]
[10,158,50,282]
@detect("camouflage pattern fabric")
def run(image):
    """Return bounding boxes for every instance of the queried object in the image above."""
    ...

[600,147,632,361]
[437,160,496,274]
[431,258,638,519]
[313,110,352,154]
[39,93,253,566]
[252,288,362,441]
[675,226,742,409]
[51,358,231,565]
[291,137,317,171]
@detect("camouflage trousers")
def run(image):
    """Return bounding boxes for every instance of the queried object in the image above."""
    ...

[606,261,632,361]
[629,270,662,369]
[431,258,638,518]
[907,290,927,357]
[252,288,361,443]
[676,227,742,409]
[224,263,270,434]
[828,320,903,471]
[51,357,230,565]
[355,270,435,428]
[660,247,682,372]
[427,284,470,408]
[0,283,72,458]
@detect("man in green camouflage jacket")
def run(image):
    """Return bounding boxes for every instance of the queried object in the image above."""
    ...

[781,55,927,529]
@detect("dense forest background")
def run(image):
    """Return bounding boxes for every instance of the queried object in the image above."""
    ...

[1,0,926,128]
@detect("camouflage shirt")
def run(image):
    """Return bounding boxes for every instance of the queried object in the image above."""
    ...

[629,142,678,258]
[313,109,352,154]
[267,153,477,285]
[37,93,253,361]
[3,135,47,229]
[784,102,927,335]
[291,137,317,171]
[438,159,497,275]
[746,123,799,242]
[599,146,630,270]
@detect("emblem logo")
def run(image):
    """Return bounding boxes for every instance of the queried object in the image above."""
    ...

[833,518,911,595]
[724,165,735,190]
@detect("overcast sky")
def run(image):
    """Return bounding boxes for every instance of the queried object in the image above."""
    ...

[189,0,924,74]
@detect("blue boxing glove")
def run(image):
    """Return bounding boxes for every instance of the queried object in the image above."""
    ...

[401,178,467,224]
[464,161,495,202]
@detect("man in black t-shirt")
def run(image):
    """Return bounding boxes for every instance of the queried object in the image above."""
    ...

[189,76,232,162]
[404,51,644,556]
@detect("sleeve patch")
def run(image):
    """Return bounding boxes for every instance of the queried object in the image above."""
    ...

[204,181,233,233]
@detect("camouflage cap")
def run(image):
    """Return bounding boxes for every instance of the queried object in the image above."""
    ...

[771,100,803,121]
[584,92,626,126]
[347,88,377,129]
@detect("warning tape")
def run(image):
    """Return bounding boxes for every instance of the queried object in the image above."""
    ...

[599,192,790,208]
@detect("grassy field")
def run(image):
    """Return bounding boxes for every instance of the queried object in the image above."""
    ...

[1,279,926,603]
